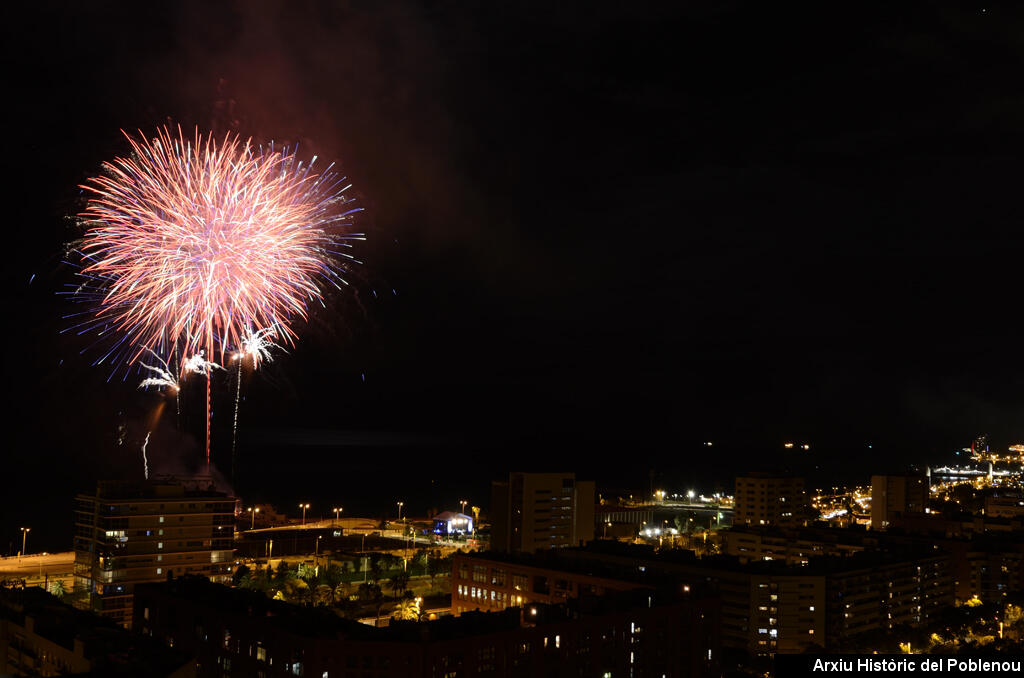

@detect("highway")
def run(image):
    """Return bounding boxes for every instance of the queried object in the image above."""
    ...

[0,551,75,591]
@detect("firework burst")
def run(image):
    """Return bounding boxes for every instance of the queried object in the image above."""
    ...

[138,349,179,392]
[70,125,363,368]
[68,125,363,466]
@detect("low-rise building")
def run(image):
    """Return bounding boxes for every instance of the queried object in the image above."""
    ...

[0,586,193,677]
[135,575,721,678]
[451,551,650,615]
[431,511,473,538]
[985,495,1024,519]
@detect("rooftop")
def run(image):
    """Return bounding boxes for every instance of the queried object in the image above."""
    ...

[137,575,687,643]
[0,586,191,676]
[77,478,233,501]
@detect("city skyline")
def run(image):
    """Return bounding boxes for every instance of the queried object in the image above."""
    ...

[3,0,1023,554]
[2,3,1023,673]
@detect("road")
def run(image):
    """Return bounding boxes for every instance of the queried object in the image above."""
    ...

[0,551,75,591]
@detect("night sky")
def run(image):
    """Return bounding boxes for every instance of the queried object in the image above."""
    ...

[4,1,1023,551]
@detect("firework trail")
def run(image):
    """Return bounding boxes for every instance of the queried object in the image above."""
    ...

[141,431,151,480]
[67,124,364,466]
[230,326,284,484]
[181,352,223,465]
[138,349,181,427]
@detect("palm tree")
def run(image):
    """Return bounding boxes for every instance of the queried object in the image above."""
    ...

[357,583,385,627]
[314,584,334,606]
[281,577,310,604]
[388,572,410,600]
[392,595,420,621]
[273,560,293,587]
[297,562,316,582]
[368,554,383,584]
[48,580,66,600]
[333,581,350,604]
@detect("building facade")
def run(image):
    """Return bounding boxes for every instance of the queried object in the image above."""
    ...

[451,552,648,616]
[722,525,868,565]
[72,480,235,628]
[0,586,193,677]
[870,473,928,529]
[563,543,953,655]
[135,575,721,678]
[490,473,595,553]
[733,474,806,528]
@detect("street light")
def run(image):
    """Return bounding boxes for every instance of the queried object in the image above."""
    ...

[19,527,30,560]
[397,501,404,523]
[299,503,310,527]
[361,532,367,582]
[460,499,467,515]
[333,507,343,527]
[247,507,260,530]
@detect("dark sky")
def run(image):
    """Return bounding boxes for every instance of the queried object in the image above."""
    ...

[4,1,1023,549]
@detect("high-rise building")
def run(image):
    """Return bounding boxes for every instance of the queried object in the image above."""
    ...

[870,473,928,530]
[733,474,805,528]
[72,479,235,628]
[491,473,595,553]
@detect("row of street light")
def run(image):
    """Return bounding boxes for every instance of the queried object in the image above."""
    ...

[243,497,474,532]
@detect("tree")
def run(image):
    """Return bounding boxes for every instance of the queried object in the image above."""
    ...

[314,584,334,606]
[297,562,317,582]
[427,552,447,592]
[333,581,350,604]
[357,583,385,626]
[392,595,421,621]
[273,560,294,587]
[357,582,381,602]
[323,563,344,588]
[282,577,311,605]
[380,553,402,572]
[389,571,410,599]
[48,580,66,600]
[232,564,251,587]
[368,554,383,584]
